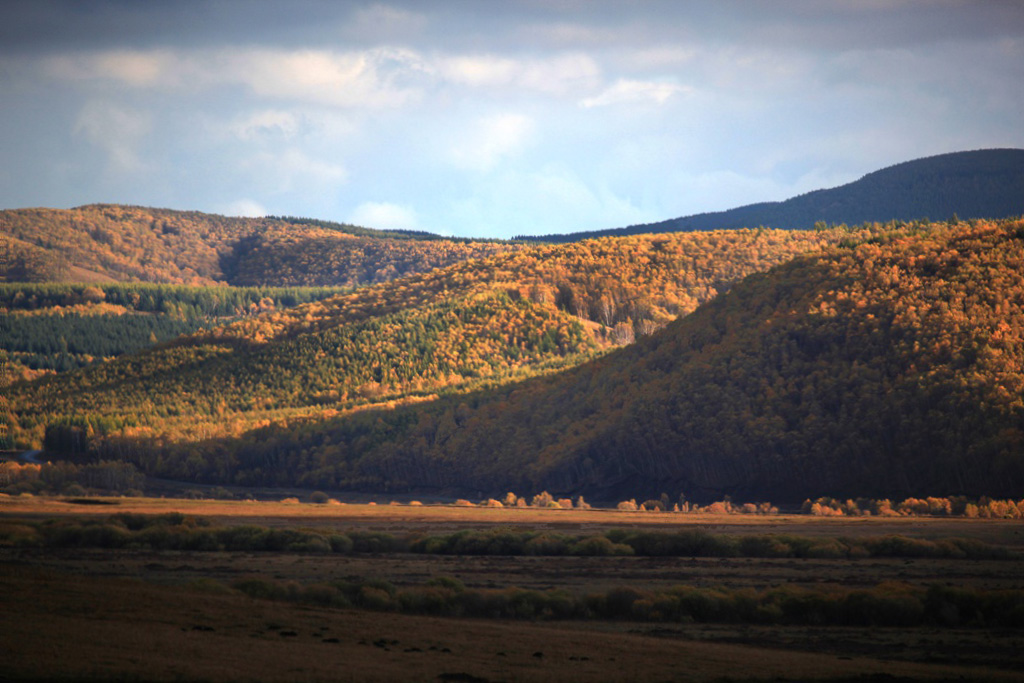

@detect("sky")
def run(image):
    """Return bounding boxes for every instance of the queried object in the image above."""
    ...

[1,1,1022,239]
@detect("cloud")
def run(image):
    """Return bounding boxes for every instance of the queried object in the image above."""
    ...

[229,110,300,140]
[448,164,652,237]
[8,1,1022,240]
[436,52,601,96]
[674,169,795,212]
[220,199,267,218]
[45,45,635,109]
[515,21,618,47]
[240,147,347,194]
[437,55,518,87]
[617,46,698,69]
[349,201,418,231]
[580,79,689,107]
[45,50,184,87]
[449,113,535,172]
[85,50,179,87]
[225,48,426,108]
[73,100,151,172]
[345,4,428,41]
[48,47,428,109]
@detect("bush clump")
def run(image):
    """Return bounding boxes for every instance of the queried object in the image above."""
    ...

[213,573,1024,629]
[18,514,1018,562]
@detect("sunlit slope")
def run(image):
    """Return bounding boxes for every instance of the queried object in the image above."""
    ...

[200,227,849,345]
[7,227,848,451]
[219,219,1024,500]
[0,204,516,285]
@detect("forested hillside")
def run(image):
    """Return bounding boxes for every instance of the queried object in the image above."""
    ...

[528,149,1024,242]
[145,218,1024,501]
[0,283,346,384]
[0,204,515,285]
[4,226,855,455]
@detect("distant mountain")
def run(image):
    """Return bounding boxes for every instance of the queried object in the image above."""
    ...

[5,150,1021,281]
[522,149,1024,242]
[0,204,515,286]
[203,218,1024,502]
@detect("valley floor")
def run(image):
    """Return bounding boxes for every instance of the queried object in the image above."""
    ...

[2,496,1024,682]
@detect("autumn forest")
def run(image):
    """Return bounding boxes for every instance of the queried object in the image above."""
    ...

[3,150,1024,506]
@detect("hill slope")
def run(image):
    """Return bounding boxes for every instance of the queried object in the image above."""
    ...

[199,218,1024,501]
[5,227,852,454]
[527,149,1024,242]
[0,204,515,285]
[0,282,347,390]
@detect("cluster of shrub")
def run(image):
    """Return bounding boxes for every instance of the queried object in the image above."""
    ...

[226,574,1024,628]
[804,496,1024,519]
[448,491,1024,518]
[448,491,589,509]
[0,460,144,497]
[615,497,778,514]
[2,514,1012,561]
[5,466,1023,522]
[465,491,1024,518]
[425,491,777,513]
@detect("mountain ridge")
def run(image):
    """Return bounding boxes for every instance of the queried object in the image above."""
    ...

[0,204,518,286]
[3,151,1023,278]
[520,149,1024,242]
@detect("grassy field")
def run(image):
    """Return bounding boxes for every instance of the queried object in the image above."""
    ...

[5,493,1024,540]
[3,494,1024,682]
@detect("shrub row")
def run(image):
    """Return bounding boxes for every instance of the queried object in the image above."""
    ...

[803,496,1024,519]
[492,492,1024,518]
[0,460,144,497]
[1,514,1013,561]
[4,470,1022,521]
[228,575,1024,628]
[408,528,633,556]
[19,514,391,554]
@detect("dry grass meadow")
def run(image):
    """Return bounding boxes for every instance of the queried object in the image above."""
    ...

[3,494,1024,682]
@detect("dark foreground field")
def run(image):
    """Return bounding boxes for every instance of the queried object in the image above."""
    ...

[2,495,1024,682]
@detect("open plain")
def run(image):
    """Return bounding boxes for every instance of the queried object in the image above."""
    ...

[3,495,1023,682]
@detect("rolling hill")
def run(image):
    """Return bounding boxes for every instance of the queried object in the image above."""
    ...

[168,218,1024,502]
[0,204,516,286]
[524,149,1024,242]
[4,226,855,457]
[5,151,1024,502]
[4,150,1022,285]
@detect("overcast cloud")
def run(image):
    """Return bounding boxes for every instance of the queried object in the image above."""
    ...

[1,0,1022,238]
